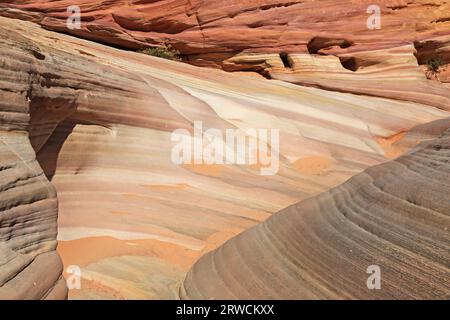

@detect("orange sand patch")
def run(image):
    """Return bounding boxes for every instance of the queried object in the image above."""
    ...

[182,163,225,177]
[377,130,408,159]
[110,211,129,216]
[293,156,333,175]
[69,278,126,300]
[58,236,199,273]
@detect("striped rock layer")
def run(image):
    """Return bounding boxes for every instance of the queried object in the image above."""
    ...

[1,1,450,111]
[0,16,449,299]
[0,19,69,299]
[181,126,450,300]
[0,1,449,61]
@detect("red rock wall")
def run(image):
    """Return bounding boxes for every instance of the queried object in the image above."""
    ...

[2,1,450,110]
[1,1,449,62]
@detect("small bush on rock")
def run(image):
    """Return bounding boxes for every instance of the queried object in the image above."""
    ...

[138,44,181,61]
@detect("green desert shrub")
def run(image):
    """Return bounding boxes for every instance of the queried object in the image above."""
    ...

[137,44,181,61]
[426,56,444,74]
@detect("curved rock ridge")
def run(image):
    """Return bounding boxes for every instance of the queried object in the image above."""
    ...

[1,16,449,299]
[0,19,70,299]
[181,123,450,300]
[1,1,450,111]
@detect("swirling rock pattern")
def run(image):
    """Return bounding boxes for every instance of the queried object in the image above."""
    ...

[1,16,449,299]
[181,124,450,299]
[0,19,70,299]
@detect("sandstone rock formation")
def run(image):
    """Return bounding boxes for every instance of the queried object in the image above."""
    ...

[2,1,450,110]
[1,1,449,66]
[181,123,450,299]
[0,12,449,299]
[0,18,69,299]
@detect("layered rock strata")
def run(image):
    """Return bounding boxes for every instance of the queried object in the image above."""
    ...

[1,16,449,299]
[0,18,69,299]
[2,1,450,111]
[181,124,450,299]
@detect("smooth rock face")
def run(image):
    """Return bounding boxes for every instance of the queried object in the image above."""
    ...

[181,124,450,300]
[0,14,449,299]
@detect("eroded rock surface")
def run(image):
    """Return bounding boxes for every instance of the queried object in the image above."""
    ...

[2,1,450,111]
[0,20,69,299]
[1,1,449,63]
[181,123,450,300]
[0,16,449,299]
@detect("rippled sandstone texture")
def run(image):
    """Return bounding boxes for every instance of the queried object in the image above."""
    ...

[2,0,450,110]
[0,19,70,299]
[181,124,450,300]
[0,14,449,299]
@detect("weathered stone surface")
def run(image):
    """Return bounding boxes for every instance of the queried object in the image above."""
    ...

[1,1,449,59]
[181,123,450,300]
[0,20,69,299]
[0,15,449,299]
[2,1,450,110]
